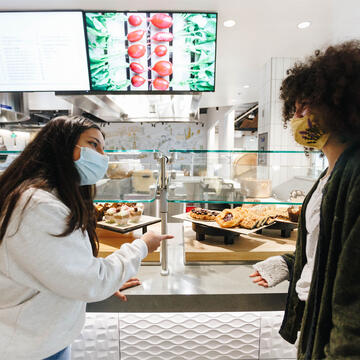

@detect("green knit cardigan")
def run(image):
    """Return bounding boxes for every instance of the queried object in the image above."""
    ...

[279,142,360,360]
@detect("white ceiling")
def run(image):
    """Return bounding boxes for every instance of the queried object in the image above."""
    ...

[1,0,359,114]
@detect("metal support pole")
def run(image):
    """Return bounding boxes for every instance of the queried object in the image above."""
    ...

[159,155,169,276]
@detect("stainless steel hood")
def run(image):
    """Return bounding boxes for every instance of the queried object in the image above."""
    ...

[0,92,203,128]
[0,93,29,124]
[58,93,202,123]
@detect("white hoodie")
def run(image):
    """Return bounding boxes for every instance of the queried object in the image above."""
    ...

[0,188,148,360]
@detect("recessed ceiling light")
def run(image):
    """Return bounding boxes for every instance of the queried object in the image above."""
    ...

[297,21,311,29]
[243,85,250,89]
[223,19,236,28]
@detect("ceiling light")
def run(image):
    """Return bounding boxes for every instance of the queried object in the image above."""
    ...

[243,85,250,89]
[223,19,236,28]
[297,21,311,29]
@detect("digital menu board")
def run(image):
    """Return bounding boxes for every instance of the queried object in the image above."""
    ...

[85,11,217,92]
[0,11,90,92]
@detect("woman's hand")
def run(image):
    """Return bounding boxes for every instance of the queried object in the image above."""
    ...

[142,231,174,253]
[249,271,269,288]
[114,277,141,302]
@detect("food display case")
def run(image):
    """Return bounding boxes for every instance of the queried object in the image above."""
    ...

[167,149,327,264]
[0,149,327,266]
[168,149,326,205]
[94,150,162,263]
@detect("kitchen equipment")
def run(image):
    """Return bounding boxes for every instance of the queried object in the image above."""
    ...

[132,169,158,193]
[240,178,272,198]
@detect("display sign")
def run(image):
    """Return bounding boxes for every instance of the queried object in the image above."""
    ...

[0,11,90,92]
[85,11,217,92]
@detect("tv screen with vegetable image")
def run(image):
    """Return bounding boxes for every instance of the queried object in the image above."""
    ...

[85,11,217,92]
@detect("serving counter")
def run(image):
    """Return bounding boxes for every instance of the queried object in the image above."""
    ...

[88,223,289,313]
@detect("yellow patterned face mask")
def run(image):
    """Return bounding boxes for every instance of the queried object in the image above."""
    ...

[290,114,330,149]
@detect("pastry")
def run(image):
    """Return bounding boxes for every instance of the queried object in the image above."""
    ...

[129,206,143,223]
[288,205,301,222]
[104,207,117,223]
[216,209,241,228]
[94,203,105,221]
[136,202,145,211]
[120,204,131,212]
[113,209,130,226]
[189,208,220,221]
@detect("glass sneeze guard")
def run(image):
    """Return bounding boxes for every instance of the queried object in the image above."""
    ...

[95,150,160,203]
[167,150,327,206]
[0,150,160,204]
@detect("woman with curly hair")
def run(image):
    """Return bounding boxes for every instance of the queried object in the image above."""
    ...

[250,40,360,359]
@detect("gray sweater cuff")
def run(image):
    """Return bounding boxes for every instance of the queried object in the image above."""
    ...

[253,256,289,287]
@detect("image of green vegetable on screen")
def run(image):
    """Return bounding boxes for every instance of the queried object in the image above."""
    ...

[171,13,217,92]
[85,12,217,92]
[86,12,131,91]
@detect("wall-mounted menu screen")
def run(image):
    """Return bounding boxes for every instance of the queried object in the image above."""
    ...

[0,11,90,92]
[85,11,217,92]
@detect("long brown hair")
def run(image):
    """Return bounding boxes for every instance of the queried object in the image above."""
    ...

[0,116,105,256]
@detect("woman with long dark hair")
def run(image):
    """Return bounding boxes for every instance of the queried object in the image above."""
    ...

[250,41,360,359]
[0,116,172,360]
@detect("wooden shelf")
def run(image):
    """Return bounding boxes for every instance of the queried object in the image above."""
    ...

[183,223,296,263]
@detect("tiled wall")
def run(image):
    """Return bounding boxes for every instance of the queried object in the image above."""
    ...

[103,122,206,154]
[71,311,297,360]
[258,58,312,190]
[258,57,299,151]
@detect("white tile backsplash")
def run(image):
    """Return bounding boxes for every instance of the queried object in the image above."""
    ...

[71,313,119,360]
[260,312,297,359]
[119,312,260,360]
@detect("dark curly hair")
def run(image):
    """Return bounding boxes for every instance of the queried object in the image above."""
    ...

[280,40,360,141]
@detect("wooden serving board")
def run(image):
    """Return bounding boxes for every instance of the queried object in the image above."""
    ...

[173,212,272,235]
[97,215,161,234]
[96,226,160,263]
[183,222,296,263]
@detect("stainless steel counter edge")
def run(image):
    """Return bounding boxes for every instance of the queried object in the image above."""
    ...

[86,293,287,312]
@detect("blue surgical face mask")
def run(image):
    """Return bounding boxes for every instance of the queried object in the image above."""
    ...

[74,145,109,186]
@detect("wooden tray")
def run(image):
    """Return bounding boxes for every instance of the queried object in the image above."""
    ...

[183,222,296,263]
[172,213,272,235]
[96,226,160,263]
[97,215,161,234]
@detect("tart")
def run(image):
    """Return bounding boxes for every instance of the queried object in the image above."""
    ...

[189,208,220,221]
[215,209,242,228]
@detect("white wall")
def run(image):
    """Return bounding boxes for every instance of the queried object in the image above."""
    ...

[25,92,73,111]
[332,0,360,43]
